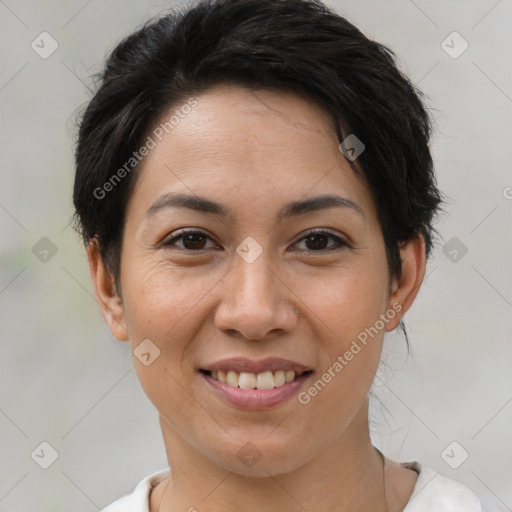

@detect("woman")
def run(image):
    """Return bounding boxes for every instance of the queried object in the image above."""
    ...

[73,0,483,510]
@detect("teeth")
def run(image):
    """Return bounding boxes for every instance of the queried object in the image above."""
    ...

[274,370,285,387]
[285,370,295,383]
[256,371,274,389]
[208,369,307,389]
[239,372,257,389]
[226,370,239,387]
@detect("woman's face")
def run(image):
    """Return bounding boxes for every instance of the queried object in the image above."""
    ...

[96,84,413,476]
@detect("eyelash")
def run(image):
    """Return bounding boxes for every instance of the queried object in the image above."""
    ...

[160,228,350,254]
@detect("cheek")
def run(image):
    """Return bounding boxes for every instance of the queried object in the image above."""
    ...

[119,261,222,419]
[294,260,390,342]
[121,258,224,341]
[121,248,389,358]
[292,260,389,394]
[294,273,387,430]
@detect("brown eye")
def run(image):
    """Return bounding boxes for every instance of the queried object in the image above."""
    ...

[181,233,207,250]
[161,228,348,254]
[294,229,348,252]
[304,234,329,250]
[161,230,216,252]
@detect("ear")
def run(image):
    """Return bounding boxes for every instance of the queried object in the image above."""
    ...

[87,240,129,341]
[385,234,426,332]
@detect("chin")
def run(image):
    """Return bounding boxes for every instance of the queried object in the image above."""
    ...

[207,434,311,477]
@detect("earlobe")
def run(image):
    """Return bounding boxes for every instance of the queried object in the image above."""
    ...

[385,235,426,332]
[87,240,129,341]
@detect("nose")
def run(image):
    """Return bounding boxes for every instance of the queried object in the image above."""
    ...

[214,247,298,341]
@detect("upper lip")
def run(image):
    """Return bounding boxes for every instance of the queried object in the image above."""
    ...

[200,357,313,374]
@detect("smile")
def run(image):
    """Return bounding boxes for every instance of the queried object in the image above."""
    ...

[198,358,314,410]
[201,369,311,389]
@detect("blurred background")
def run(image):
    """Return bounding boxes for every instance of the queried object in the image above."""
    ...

[0,0,511,510]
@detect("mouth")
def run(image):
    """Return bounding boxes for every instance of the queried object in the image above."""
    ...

[198,358,314,410]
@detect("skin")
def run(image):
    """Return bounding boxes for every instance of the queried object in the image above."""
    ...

[88,84,425,511]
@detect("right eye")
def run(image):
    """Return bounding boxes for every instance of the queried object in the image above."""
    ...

[160,229,219,253]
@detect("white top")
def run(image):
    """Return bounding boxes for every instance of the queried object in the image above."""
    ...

[101,461,482,512]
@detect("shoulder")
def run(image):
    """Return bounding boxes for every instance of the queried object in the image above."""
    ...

[101,468,170,512]
[403,462,483,512]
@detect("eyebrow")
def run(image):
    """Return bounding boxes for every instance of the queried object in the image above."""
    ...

[145,192,364,220]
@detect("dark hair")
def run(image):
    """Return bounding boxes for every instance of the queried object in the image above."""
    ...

[73,0,442,286]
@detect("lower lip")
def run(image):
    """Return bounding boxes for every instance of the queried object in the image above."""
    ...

[200,372,313,410]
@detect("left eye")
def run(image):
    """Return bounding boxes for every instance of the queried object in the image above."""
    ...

[293,229,348,252]
[161,229,348,253]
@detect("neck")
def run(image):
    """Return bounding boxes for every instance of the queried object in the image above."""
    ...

[153,401,387,512]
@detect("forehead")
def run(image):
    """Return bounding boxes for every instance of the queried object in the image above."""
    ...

[127,84,377,225]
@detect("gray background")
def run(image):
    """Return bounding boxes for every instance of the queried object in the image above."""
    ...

[0,0,511,510]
